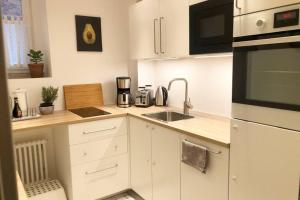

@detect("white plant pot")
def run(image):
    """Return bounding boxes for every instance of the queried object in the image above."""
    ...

[39,105,54,115]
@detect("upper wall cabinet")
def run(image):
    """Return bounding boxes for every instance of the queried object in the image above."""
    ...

[129,0,160,60]
[129,0,189,60]
[234,0,300,16]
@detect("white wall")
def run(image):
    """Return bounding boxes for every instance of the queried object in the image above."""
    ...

[8,0,130,110]
[31,0,51,77]
[138,55,233,117]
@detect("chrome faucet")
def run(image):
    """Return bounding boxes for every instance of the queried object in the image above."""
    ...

[168,78,193,115]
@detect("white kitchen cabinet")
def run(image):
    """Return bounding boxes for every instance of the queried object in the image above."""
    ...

[181,135,230,200]
[234,0,300,16]
[129,117,153,200]
[54,117,129,200]
[152,125,180,200]
[129,0,160,60]
[230,119,300,200]
[71,154,129,200]
[159,0,189,58]
[129,117,180,200]
[129,0,189,60]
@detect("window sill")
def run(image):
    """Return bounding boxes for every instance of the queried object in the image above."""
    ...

[7,68,30,79]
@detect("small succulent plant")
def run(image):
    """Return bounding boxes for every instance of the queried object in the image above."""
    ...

[28,49,44,64]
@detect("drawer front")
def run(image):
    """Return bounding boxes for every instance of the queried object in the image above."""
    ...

[68,117,127,145]
[71,154,129,200]
[70,135,128,166]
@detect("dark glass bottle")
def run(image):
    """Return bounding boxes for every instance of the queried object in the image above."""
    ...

[13,97,22,118]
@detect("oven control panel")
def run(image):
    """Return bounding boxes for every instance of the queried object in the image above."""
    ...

[234,4,300,37]
[274,9,299,28]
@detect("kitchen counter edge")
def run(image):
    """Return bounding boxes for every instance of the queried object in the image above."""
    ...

[12,106,230,147]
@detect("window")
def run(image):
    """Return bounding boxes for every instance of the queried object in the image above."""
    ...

[1,0,32,75]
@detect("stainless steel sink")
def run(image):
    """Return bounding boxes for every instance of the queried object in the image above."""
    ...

[143,111,194,122]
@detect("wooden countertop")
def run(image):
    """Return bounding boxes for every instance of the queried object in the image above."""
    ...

[12,106,127,132]
[12,106,230,146]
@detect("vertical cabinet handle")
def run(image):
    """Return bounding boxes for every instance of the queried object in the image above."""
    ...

[154,19,159,54]
[159,17,165,54]
[235,0,241,9]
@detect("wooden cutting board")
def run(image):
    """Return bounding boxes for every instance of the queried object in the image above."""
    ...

[63,83,104,110]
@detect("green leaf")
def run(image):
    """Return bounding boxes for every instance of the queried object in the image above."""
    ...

[41,86,59,104]
[27,49,44,64]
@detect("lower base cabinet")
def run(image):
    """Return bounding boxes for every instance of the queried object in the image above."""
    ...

[53,117,129,200]
[230,119,300,200]
[130,117,152,200]
[54,116,230,200]
[130,117,180,200]
[181,135,230,200]
[152,122,180,200]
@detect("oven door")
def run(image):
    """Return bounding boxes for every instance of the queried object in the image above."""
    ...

[232,35,300,130]
[189,1,233,54]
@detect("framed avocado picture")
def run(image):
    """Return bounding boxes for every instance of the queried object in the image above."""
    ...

[75,15,102,52]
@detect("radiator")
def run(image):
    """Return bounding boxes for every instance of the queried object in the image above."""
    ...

[14,140,49,185]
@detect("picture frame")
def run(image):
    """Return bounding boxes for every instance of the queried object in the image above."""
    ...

[75,15,102,52]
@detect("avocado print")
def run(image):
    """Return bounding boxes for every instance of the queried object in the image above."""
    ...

[83,24,96,45]
[75,15,102,51]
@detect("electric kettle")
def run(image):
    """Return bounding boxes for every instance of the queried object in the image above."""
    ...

[155,86,168,106]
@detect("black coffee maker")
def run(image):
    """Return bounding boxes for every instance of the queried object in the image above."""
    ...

[116,77,132,108]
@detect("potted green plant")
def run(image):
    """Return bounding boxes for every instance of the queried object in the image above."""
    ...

[39,86,59,115]
[27,49,44,78]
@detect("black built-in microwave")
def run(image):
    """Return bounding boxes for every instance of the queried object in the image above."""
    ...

[189,0,233,54]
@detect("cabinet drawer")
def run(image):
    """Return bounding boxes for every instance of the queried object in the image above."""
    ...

[68,117,127,145]
[70,135,128,166]
[71,154,129,200]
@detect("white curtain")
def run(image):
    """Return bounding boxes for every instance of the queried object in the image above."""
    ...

[2,0,32,69]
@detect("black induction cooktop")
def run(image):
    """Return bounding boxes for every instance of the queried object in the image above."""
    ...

[69,107,111,118]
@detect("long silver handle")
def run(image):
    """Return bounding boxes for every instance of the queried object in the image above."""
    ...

[154,19,159,54]
[159,17,165,54]
[85,164,118,175]
[235,0,241,9]
[233,35,300,47]
[184,140,222,155]
[82,126,117,135]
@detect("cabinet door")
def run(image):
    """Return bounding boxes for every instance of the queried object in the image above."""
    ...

[230,119,300,200]
[234,0,300,16]
[129,118,152,200]
[129,0,160,60]
[159,0,189,58]
[181,135,229,200]
[152,125,180,200]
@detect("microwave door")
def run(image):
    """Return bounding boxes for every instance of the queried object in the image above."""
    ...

[233,36,300,112]
[190,3,233,54]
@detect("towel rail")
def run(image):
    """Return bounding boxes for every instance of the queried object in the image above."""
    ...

[183,140,222,155]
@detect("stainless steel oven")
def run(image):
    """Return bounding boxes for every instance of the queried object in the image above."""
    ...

[232,4,300,131]
[189,0,233,54]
